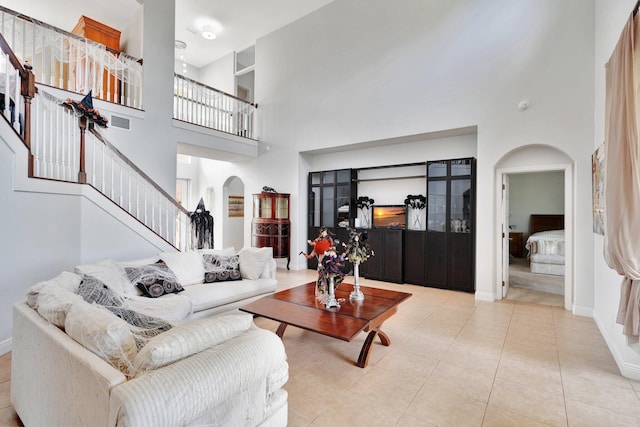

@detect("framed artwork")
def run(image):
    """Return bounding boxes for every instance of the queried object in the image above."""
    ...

[592,143,605,235]
[228,195,244,217]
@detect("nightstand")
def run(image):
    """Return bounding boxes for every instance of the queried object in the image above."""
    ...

[509,232,524,257]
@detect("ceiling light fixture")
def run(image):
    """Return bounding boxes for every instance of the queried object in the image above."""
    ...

[175,40,187,50]
[201,25,216,40]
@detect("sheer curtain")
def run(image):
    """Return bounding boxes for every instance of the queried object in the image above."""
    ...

[604,11,640,344]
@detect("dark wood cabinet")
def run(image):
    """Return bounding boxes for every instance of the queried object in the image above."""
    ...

[509,232,524,257]
[306,158,475,292]
[251,192,290,269]
[71,16,121,103]
[360,229,403,283]
[403,230,426,286]
[425,158,475,292]
[307,169,357,270]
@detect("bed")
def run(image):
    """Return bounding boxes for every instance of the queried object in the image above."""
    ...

[525,214,565,276]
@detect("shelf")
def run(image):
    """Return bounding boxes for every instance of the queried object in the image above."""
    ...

[357,175,426,183]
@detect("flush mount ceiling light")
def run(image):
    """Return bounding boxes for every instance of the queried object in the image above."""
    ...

[175,40,187,50]
[201,25,216,40]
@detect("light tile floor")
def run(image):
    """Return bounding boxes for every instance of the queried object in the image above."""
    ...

[1,268,640,426]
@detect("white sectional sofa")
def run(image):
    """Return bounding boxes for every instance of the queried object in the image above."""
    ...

[74,246,279,321]
[10,246,288,427]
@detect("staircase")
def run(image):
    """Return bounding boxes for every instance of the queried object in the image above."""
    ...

[0,31,192,252]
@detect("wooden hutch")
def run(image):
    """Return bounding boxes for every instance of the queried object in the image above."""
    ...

[251,192,291,269]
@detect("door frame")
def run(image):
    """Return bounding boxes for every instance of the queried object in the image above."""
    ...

[501,174,510,298]
[494,163,573,310]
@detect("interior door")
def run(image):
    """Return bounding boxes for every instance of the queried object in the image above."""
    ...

[501,174,510,298]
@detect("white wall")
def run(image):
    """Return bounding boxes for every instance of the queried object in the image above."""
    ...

[199,53,236,94]
[120,6,144,58]
[176,155,201,212]
[509,171,565,236]
[593,0,640,380]
[0,135,81,352]
[138,0,178,192]
[175,61,201,81]
[252,0,595,305]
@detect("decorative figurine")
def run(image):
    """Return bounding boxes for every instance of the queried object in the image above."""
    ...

[190,198,214,249]
[300,227,337,301]
[63,90,109,128]
[300,227,334,262]
[318,248,345,308]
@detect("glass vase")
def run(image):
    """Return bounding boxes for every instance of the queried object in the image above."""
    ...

[349,262,364,301]
[324,276,340,308]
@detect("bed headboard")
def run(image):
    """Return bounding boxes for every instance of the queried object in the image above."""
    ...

[529,214,564,234]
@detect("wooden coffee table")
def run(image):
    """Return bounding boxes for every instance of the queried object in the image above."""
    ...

[240,282,412,368]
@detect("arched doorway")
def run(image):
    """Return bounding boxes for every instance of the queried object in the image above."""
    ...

[495,144,573,310]
[222,176,245,250]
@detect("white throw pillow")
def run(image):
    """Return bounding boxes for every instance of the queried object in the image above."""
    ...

[34,284,84,328]
[26,271,83,308]
[65,300,137,376]
[74,259,129,295]
[238,247,273,280]
[159,251,205,286]
[132,313,253,374]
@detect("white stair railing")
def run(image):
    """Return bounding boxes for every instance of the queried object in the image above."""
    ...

[174,73,257,140]
[0,5,143,109]
[0,42,23,134]
[31,88,191,251]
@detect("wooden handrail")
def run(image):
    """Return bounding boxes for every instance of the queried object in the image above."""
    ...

[0,31,36,156]
[88,126,190,216]
[174,73,258,108]
[0,29,24,73]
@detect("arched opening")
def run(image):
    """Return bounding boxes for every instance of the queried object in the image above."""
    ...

[495,144,573,310]
[222,176,245,250]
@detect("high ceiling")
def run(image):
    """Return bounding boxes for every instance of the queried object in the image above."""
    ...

[1,0,335,68]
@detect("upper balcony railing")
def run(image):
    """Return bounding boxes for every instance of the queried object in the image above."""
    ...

[174,73,258,140]
[0,6,143,109]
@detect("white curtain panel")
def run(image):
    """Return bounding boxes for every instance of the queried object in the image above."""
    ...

[604,11,640,344]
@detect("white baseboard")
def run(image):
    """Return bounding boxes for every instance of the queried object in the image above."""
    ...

[593,311,640,381]
[572,305,593,317]
[475,291,495,302]
[0,337,12,355]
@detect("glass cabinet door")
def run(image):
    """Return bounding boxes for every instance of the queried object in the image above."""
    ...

[322,186,335,227]
[450,179,471,233]
[257,196,272,218]
[275,196,289,219]
[309,187,320,227]
[451,159,472,176]
[336,184,350,227]
[428,161,447,178]
[428,180,446,232]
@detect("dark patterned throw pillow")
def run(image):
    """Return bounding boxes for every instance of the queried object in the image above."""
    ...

[78,275,124,308]
[125,261,184,298]
[202,254,242,283]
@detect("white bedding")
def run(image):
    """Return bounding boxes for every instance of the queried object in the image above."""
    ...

[526,230,565,256]
[526,229,565,276]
